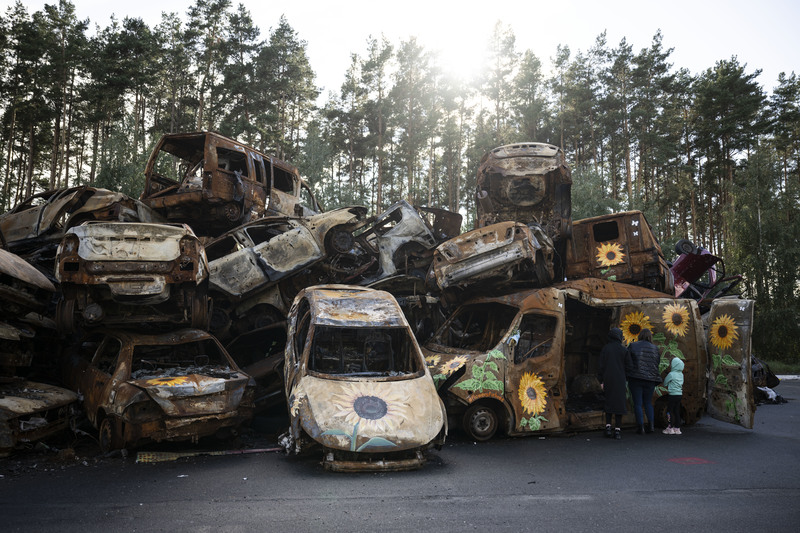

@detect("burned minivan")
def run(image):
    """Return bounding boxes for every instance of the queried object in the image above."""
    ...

[475,143,572,245]
[423,278,754,441]
[62,328,255,452]
[283,285,446,471]
[55,222,210,333]
[141,131,321,235]
[565,211,674,295]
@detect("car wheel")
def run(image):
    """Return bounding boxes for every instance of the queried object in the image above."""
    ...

[462,404,498,441]
[674,239,697,256]
[55,297,76,335]
[99,416,123,454]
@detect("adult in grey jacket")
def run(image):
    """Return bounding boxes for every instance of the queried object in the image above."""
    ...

[626,328,662,434]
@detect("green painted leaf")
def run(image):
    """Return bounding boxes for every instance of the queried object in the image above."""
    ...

[321,429,350,437]
[519,417,528,429]
[659,357,670,374]
[721,354,739,367]
[454,378,481,391]
[716,374,729,389]
[484,361,500,373]
[712,354,722,371]
[483,380,504,391]
[529,418,541,431]
[433,374,447,386]
[472,365,485,379]
[653,332,667,343]
[356,437,398,452]
[487,349,507,360]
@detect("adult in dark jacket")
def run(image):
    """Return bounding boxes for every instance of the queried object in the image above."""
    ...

[598,327,631,439]
[626,328,662,434]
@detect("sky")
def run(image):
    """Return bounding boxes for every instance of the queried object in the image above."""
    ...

[6,0,799,97]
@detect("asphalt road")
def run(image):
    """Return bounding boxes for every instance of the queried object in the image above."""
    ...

[2,380,799,533]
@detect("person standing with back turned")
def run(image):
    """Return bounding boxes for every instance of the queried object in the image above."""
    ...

[662,357,684,434]
[598,327,632,440]
[626,328,662,434]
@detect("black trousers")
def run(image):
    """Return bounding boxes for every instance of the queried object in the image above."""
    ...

[667,394,682,428]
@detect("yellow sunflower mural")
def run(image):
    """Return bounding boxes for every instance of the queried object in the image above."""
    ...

[662,303,690,337]
[620,310,654,345]
[330,382,411,433]
[710,314,739,350]
[145,376,190,386]
[596,242,626,267]
[441,355,469,376]
[517,372,547,416]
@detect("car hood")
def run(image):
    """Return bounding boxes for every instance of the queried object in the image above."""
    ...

[289,375,444,452]
[129,372,249,416]
[0,381,78,420]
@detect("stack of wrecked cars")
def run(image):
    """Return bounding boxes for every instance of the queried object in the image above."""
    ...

[0,134,759,473]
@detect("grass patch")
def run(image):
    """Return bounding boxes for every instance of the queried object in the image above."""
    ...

[764,360,800,375]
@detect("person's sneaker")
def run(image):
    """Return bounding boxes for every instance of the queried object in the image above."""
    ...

[662,427,674,434]
[605,425,613,438]
[614,428,622,440]
[673,428,682,435]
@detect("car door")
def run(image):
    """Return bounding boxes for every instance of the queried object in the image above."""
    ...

[705,298,755,428]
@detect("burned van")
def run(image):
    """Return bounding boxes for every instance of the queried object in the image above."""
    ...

[423,278,754,441]
[565,211,674,295]
[283,285,446,471]
[475,142,572,244]
[55,222,210,333]
[141,131,321,235]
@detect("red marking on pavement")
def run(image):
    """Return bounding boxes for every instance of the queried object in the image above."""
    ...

[669,457,715,465]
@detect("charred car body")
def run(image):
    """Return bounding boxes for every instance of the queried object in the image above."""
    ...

[428,220,555,297]
[565,211,674,294]
[62,328,255,452]
[423,278,754,441]
[55,222,210,333]
[0,186,163,277]
[141,131,321,235]
[283,286,446,471]
[475,143,572,248]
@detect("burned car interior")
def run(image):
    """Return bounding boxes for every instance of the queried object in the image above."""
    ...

[309,326,422,377]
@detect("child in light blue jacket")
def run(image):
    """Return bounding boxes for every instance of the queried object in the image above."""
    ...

[662,358,684,435]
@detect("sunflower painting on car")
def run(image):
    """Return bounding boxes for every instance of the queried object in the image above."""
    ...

[620,310,654,345]
[517,372,548,431]
[595,242,626,281]
[705,299,755,428]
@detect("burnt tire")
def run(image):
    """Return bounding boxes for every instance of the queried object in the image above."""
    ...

[462,404,499,441]
[56,297,76,335]
[674,239,697,256]
[99,416,124,454]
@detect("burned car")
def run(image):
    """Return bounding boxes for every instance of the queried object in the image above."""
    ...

[1,379,78,457]
[423,278,754,441]
[283,285,446,471]
[141,131,321,235]
[62,328,255,452]
[205,207,368,340]
[355,200,462,283]
[428,221,555,296]
[0,186,163,277]
[55,222,210,333]
[565,211,674,295]
[475,142,572,245]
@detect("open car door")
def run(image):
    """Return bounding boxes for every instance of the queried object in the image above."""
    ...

[706,299,755,428]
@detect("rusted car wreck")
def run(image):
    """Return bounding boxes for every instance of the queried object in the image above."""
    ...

[475,142,572,245]
[141,131,321,234]
[423,278,754,441]
[283,286,446,471]
[63,328,255,452]
[55,222,210,333]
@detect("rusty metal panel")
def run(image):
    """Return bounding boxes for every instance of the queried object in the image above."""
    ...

[565,211,673,294]
[475,142,572,244]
